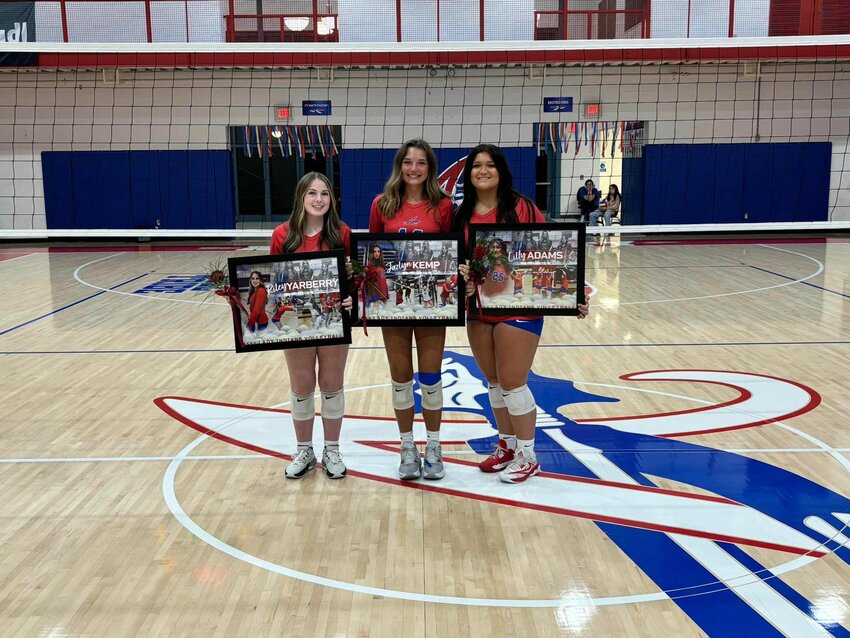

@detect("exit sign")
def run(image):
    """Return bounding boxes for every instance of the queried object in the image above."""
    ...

[584,103,601,118]
[275,106,291,121]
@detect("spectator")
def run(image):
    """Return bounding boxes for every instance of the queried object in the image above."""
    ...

[577,179,601,223]
[590,184,622,227]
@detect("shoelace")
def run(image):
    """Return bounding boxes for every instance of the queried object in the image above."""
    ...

[494,445,511,459]
[510,451,532,471]
[401,444,419,465]
[425,442,442,462]
[324,449,343,467]
[293,448,313,466]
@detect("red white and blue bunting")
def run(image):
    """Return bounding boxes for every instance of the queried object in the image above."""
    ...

[240,125,339,159]
[536,121,644,157]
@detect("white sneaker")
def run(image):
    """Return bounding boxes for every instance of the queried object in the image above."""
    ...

[499,450,541,484]
[285,447,317,479]
[322,447,347,479]
[422,440,445,480]
[398,440,422,480]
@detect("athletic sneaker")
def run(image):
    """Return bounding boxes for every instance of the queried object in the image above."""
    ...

[499,450,540,484]
[285,447,317,479]
[479,439,515,473]
[398,440,422,480]
[322,447,347,479]
[422,440,445,480]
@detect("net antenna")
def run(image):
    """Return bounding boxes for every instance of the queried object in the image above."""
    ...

[1,37,849,239]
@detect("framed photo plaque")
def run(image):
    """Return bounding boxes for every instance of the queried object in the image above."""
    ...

[350,233,465,327]
[226,250,351,352]
[467,223,585,316]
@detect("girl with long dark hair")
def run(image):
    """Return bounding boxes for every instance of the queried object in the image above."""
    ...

[456,145,589,483]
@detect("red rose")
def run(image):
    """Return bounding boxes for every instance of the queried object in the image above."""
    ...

[473,246,487,260]
[210,270,225,285]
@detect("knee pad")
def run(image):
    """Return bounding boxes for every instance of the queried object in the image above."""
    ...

[290,391,315,421]
[320,388,345,420]
[391,379,415,411]
[502,384,536,417]
[488,383,506,409]
[418,378,443,411]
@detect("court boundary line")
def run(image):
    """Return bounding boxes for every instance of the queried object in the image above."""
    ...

[0,271,150,337]
[3,447,850,464]
[4,340,850,356]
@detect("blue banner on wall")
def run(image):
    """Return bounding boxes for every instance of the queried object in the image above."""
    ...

[339,146,537,230]
[543,97,573,113]
[0,2,36,66]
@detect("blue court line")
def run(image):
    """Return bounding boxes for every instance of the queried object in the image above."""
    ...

[2,340,850,356]
[0,272,151,337]
[748,264,850,299]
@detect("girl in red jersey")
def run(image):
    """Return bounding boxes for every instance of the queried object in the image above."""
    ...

[271,296,295,329]
[532,269,544,296]
[440,271,458,306]
[269,172,353,481]
[369,139,454,481]
[511,270,526,295]
[366,244,389,305]
[246,271,269,332]
[542,269,554,298]
[479,238,513,302]
[455,144,589,484]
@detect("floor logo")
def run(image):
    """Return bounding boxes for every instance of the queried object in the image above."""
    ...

[156,350,850,634]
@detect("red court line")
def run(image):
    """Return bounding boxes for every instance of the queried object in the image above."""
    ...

[0,245,246,255]
[0,253,35,261]
[49,245,247,253]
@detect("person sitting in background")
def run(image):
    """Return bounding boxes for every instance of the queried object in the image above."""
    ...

[577,180,600,224]
[590,184,622,227]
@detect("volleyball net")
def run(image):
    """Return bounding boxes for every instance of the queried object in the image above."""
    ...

[1,36,849,238]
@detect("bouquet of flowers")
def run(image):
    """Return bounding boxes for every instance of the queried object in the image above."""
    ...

[467,238,507,315]
[204,259,249,346]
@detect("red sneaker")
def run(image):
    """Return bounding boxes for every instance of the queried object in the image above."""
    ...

[479,439,515,473]
[498,451,541,484]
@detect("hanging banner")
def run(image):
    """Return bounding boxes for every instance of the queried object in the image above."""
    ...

[536,121,645,158]
[0,2,36,67]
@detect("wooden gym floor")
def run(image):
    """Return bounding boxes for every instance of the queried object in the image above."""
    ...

[1,234,849,637]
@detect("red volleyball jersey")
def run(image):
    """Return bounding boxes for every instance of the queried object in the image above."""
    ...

[269,222,351,256]
[369,196,453,234]
[248,286,268,329]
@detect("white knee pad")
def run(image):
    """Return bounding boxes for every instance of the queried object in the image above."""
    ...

[290,391,315,421]
[391,379,415,411]
[419,380,443,411]
[502,384,536,417]
[320,388,345,420]
[488,383,506,409]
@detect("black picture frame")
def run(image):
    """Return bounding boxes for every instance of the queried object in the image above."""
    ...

[467,223,585,316]
[349,233,465,327]
[226,250,351,352]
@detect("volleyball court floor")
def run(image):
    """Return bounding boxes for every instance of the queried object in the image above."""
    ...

[1,234,849,636]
